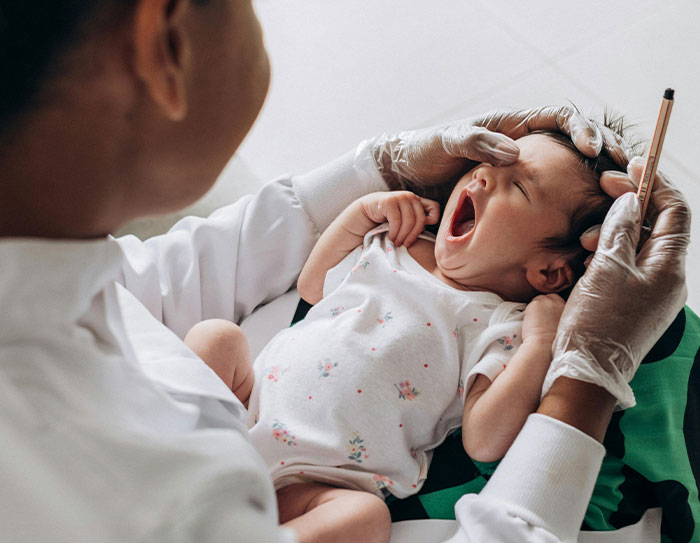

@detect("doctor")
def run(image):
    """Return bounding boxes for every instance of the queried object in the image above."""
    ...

[0,1,689,542]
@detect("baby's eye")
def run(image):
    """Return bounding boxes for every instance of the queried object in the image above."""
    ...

[514,181,530,201]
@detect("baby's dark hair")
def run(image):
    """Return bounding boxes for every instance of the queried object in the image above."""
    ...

[534,114,640,287]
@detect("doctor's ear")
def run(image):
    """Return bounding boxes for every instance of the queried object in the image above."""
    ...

[133,0,192,120]
[525,254,575,294]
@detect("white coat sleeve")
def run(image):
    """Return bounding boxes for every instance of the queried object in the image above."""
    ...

[114,142,386,339]
[446,414,606,543]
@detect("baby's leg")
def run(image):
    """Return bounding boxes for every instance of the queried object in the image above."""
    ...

[184,319,254,407]
[277,482,391,543]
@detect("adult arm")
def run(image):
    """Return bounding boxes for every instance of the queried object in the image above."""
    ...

[448,166,690,542]
[115,143,387,339]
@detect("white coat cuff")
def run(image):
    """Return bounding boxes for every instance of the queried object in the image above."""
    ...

[291,140,388,233]
[479,414,605,541]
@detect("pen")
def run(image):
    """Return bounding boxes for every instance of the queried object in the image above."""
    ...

[638,88,674,218]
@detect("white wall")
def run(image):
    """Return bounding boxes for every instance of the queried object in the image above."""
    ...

[236,0,700,311]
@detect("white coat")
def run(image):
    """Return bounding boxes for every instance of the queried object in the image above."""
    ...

[0,142,637,542]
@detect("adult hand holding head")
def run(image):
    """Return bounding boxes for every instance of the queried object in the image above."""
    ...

[371,105,610,199]
[542,167,691,409]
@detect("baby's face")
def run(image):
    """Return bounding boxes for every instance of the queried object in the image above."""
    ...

[434,134,588,298]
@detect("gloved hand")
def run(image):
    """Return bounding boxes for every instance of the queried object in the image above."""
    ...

[579,157,660,262]
[371,106,614,202]
[541,167,691,408]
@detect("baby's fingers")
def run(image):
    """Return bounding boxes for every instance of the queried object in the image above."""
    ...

[394,198,418,247]
[405,198,440,247]
[383,200,403,243]
[420,197,441,225]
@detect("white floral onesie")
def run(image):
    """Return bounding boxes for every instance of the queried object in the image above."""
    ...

[247,225,524,499]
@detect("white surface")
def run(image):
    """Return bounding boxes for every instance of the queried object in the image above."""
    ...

[240,0,700,311]
[390,520,458,543]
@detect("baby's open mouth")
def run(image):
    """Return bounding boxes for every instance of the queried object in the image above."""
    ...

[450,193,475,238]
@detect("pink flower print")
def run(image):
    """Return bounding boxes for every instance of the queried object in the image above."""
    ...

[376,311,393,327]
[330,306,345,318]
[347,432,368,463]
[373,474,395,490]
[264,365,289,383]
[394,380,420,401]
[272,420,297,447]
[457,377,465,397]
[386,241,395,253]
[352,257,370,272]
[318,357,339,378]
[497,335,518,351]
[409,447,418,459]
[452,326,459,338]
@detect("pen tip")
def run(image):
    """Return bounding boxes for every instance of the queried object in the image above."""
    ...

[664,88,675,100]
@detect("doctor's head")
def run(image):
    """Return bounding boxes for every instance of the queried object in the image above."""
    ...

[434,128,627,302]
[0,0,270,236]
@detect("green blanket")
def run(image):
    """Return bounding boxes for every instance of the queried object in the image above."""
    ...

[385,306,700,543]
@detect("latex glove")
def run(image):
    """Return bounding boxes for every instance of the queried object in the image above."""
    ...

[542,168,690,408]
[372,106,609,202]
[579,157,659,262]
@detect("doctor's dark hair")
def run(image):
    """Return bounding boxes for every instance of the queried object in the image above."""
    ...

[1,2,105,129]
[0,0,211,132]
[535,114,641,285]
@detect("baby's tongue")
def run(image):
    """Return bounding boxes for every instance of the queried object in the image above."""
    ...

[453,219,475,237]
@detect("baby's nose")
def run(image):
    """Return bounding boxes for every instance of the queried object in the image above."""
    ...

[475,177,491,192]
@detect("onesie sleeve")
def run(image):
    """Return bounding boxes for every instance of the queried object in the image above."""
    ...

[114,141,387,339]
[460,301,525,400]
[462,328,522,398]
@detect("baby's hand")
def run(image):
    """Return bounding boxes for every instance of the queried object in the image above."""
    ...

[522,294,565,347]
[359,191,440,247]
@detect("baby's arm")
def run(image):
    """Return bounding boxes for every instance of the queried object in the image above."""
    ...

[462,294,565,463]
[297,191,439,304]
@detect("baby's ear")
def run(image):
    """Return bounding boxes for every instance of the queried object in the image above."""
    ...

[525,254,575,294]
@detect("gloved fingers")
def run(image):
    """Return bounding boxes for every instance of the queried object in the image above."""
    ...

[599,123,632,168]
[581,160,639,256]
[635,178,691,296]
[582,223,652,269]
[579,224,601,253]
[557,108,604,158]
[440,124,519,166]
[644,168,691,245]
[599,169,638,199]
[621,157,691,255]
[573,162,635,257]
[473,105,603,157]
[591,192,642,271]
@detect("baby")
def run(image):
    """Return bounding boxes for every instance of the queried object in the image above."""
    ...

[184,129,622,543]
